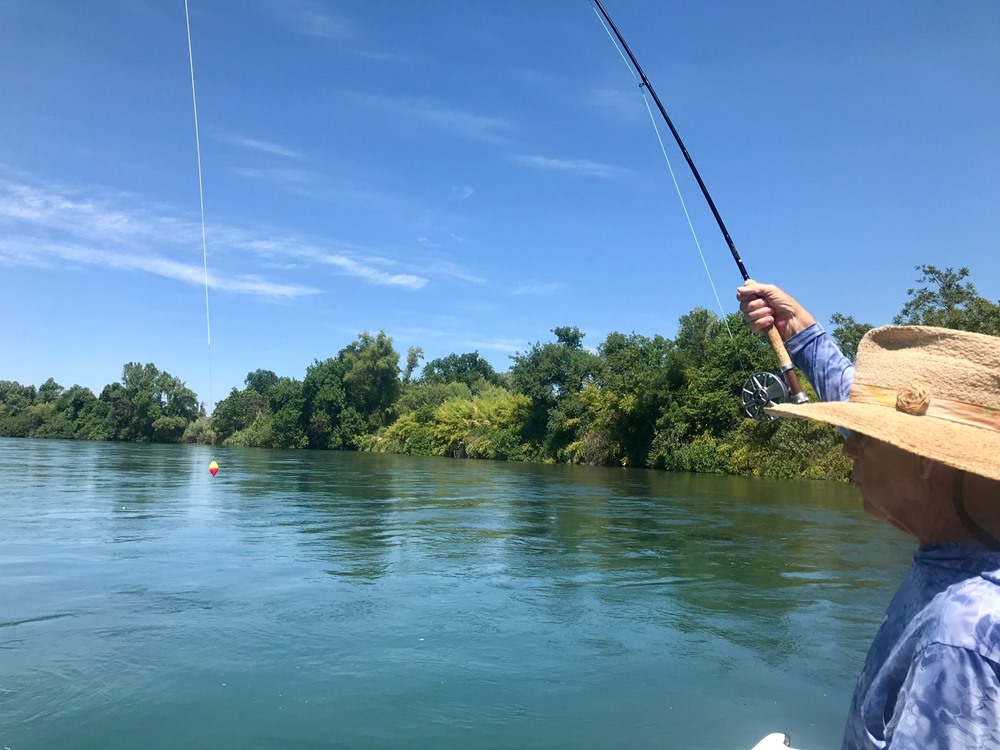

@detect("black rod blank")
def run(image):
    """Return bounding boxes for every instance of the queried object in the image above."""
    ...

[592,0,750,282]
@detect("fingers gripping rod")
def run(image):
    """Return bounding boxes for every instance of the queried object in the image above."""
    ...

[749,282,807,404]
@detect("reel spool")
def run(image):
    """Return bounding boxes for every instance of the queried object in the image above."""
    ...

[741,370,790,422]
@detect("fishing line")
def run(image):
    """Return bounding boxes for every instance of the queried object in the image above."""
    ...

[590,3,734,337]
[589,0,809,412]
[184,0,214,414]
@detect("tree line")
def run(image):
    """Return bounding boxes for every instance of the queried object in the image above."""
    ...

[2,266,997,481]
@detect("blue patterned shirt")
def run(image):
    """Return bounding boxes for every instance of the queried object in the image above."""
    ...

[784,322,854,405]
[784,323,1000,749]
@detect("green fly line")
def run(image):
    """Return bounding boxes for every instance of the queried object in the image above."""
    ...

[590,3,734,337]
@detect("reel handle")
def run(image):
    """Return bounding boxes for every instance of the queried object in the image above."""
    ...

[748,280,809,405]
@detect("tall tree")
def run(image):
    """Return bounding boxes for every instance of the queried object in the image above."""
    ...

[338,331,402,445]
[213,383,269,444]
[36,377,64,404]
[893,265,1000,335]
[577,332,677,466]
[509,327,599,453]
[245,369,280,395]
[302,358,347,449]
[102,362,199,442]
[673,308,718,367]
[0,380,39,437]
[421,351,499,390]
[266,377,308,449]
[0,380,37,411]
[403,347,424,383]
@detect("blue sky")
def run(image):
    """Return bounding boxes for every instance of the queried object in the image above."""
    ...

[1,0,997,411]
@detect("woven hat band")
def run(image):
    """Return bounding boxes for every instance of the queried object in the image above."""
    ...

[851,383,1000,434]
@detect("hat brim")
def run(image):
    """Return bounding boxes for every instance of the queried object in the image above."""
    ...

[766,401,1000,482]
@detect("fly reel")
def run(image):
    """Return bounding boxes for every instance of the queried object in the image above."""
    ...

[741,370,790,422]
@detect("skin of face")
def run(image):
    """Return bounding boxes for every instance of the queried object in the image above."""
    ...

[842,432,946,541]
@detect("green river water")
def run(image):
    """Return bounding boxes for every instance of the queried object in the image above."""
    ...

[0,437,914,749]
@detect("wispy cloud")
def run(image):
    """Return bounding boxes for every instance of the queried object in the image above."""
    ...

[268,0,350,40]
[450,185,475,200]
[236,238,428,290]
[221,135,303,159]
[354,94,514,143]
[392,326,447,340]
[459,337,527,355]
[317,253,426,290]
[346,48,413,63]
[261,3,408,61]
[584,87,645,121]
[513,155,619,178]
[417,258,485,286]
[0,180,200,246]
[0,176,443,295]
[0,237,318,298]
[231,167,313,185]
[511,280,562,296]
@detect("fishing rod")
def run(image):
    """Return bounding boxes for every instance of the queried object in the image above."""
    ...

[591,0,809,420]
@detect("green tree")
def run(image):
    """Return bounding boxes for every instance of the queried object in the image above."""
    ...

[29,402,75,439]
[101,363,199,442]
[98,381,131,440]
[55,385,98,421]
[245,369,280,395]
[727,417,851,481]
[0,380,36,410]
[893,265,1000,334]
[156,372,199,421]
[74,391,112,440]
[829,313,872,361]
[403,346,424,383]
[302,357,347,449]
[266,377,308,449]
[395,381,472,417]
[673,307,718,367]
[36,377,64,404]
[0,380,38,437]
[568,332,678,467]
[429,390,531,460]
[303,333,402,450]
[368,411,436,456]
[509,326,599,455]
[182,416,216,444]
[421,351,500,390]
[213,385,269,444]
[339,331,401,439]
[650,312,773,470]
[46,384,101,439]
[224,376,308,449]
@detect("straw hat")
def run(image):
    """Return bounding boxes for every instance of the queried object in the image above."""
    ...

[767,325,1000,482]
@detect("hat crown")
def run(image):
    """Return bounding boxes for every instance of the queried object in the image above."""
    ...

[853,326,1000,410]
[768,324,1000,482]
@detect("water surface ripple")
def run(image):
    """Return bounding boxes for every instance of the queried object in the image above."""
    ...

[0,439,913,749]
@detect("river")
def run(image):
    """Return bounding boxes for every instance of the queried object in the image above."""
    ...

[0,438,914,749]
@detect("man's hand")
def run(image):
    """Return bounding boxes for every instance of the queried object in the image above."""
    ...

[736,282,816,341]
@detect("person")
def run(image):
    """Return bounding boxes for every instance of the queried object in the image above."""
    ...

[737,281,1000,750]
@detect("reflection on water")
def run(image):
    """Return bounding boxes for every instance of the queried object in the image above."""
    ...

[0,438,914,750]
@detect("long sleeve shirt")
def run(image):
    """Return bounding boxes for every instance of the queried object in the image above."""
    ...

[782,323,1000,749]
[784,322,854,405]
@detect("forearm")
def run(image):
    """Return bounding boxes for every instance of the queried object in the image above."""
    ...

[784,323,854,403]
